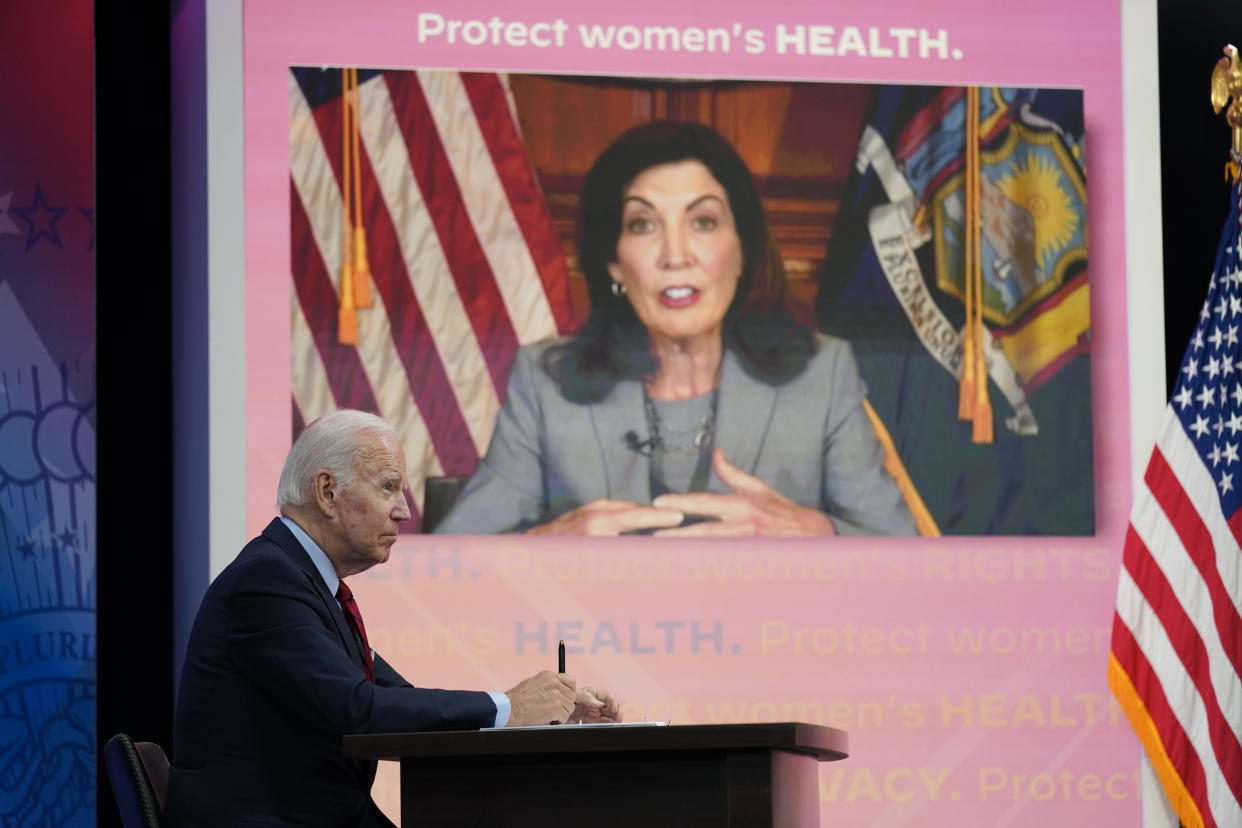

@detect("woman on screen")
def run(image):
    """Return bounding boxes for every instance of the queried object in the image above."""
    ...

[435,120,915,536]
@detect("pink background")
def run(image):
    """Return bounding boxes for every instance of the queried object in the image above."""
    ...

[243,0,1133,823]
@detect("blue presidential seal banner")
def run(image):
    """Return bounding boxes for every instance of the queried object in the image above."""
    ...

[0,2,96,824]
[0,258,97,828]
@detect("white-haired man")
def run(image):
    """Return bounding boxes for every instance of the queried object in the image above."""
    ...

[165,410,621,827]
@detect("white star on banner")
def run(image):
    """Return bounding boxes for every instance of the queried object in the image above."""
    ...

[1231,298,1242,318]
[1197,385,1217,408]
[1175,385,1195,409]
[1209,444,1224,466]
[1227,412,1242,435]
[1211,327,1225,349]
[1219,472,1234,494]
[1228,324,1240,346]
[1184,357,1200,378]
[1233,384,1242,407]
[1193,329,1206,351]
[1207,356,1222,379]
[1191,414,1211,438]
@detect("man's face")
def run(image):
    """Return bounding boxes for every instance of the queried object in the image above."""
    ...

[328,433,411,576]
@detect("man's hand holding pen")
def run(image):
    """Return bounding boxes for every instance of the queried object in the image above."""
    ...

[502,640,624,726]
[504,671,576,726]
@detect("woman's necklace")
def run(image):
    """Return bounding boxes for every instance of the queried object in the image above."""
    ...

[643,387,719,458]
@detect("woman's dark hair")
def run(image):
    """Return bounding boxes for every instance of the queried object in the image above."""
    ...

[544,120,814,403]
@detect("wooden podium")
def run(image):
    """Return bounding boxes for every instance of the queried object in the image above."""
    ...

[345,721,847,827]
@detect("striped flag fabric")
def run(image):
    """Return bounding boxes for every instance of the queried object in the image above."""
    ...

[1108,179,1242,828]
[288,68,574,529]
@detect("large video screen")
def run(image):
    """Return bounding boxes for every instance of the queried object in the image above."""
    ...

[289,69,1093,537]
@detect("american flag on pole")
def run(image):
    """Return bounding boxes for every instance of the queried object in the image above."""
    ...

[1109,180,1242,828]
[288,68,574,529]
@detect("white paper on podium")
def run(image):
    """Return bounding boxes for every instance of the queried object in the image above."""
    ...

[482,721,670,731]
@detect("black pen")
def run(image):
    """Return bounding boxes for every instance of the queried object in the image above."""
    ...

[558,639,566,674]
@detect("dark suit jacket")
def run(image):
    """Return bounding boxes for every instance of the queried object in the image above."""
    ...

[435,334,916,535]
[165,519,497,827]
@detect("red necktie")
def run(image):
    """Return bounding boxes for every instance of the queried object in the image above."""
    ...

[336,580,375,682]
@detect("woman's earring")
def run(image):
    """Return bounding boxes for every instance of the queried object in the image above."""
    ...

[611,282,627,297]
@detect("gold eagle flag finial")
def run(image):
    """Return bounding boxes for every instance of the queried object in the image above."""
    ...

[1211,44,1242,181]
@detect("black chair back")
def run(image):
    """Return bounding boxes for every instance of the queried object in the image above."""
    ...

[104,733,168,828]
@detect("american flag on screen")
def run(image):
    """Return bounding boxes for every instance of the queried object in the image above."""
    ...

[1108,181,1242,828]
[288,69,574,528]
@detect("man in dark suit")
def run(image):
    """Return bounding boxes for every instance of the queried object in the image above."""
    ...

[165,410,621,827]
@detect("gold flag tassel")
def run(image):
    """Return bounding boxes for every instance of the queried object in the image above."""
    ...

[348,67,373,309]
[338,67,358,346]
[967,86,994,444]
[957,86,978,421]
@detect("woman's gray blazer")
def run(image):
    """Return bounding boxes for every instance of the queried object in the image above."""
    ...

[435,333,916,536]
